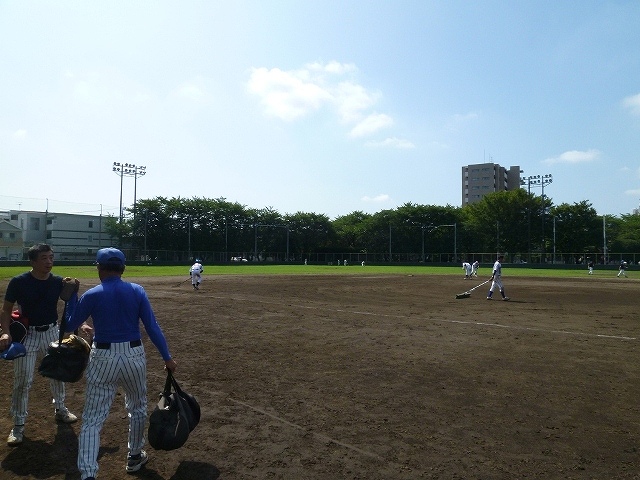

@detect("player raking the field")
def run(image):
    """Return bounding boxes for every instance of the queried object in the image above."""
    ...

[487,254,510,301]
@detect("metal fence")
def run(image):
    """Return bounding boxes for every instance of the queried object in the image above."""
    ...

[4,247,637,267]
[116,249,639,267]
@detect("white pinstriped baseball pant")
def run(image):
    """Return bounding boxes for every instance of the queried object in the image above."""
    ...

[77,341,147,479]
[489,275,504,293]
[11,325,67,425]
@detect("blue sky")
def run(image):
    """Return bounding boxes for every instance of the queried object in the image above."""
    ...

[1,1,639,219]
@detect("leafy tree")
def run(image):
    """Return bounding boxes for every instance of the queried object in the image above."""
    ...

[285,212,334,258]
[549,201,601,261]
[463,190,536,259]
[104,215,129,246]
[120,193,640,263]
[332,211,372,252]
[609,214,640,253]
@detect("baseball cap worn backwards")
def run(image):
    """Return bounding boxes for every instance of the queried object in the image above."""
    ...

[96,247,126,266]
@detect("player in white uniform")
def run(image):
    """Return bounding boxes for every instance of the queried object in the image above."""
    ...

[617,260,628,277]
[487,255,510,301]
[462,262,472,279]
[471,260,479,278]
[189,260,203,290]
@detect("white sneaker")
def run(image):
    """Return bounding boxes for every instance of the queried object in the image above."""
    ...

[55,408,78,424]
[7,426,24,446]
[126,450,149,472]
[502,297,510,301]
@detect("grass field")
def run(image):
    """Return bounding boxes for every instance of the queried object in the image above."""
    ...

[0,263,626,281]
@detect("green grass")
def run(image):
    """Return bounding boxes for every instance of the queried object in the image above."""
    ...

[0,264,628,281]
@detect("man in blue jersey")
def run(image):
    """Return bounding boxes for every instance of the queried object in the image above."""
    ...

[65,247,177,480]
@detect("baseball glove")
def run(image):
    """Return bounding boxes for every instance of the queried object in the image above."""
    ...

[61,334,91,354]
[60,278,79,302]
[38,334,90,383]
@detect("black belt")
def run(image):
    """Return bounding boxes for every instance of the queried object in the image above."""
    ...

[95,340,142,349]
[32,323,56,332]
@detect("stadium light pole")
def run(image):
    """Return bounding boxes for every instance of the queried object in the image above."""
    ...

[433,224,457,262]
[112,163,147,223]
[540,174,553,260]
[603,215,607,264]
[132,165,146,222]
[113,163,124,223]
[521,173,552,262]
[521,174,538,262]
[224,217,228,262]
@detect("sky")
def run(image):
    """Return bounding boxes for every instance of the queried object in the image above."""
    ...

[1,0,640,220]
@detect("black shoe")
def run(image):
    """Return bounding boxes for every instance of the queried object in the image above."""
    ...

[126,450,148,473]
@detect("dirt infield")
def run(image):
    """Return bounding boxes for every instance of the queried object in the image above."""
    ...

[1,272,639,479]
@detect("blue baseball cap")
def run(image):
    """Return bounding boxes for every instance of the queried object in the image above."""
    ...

[96,247,126,266]
[1,342,26,360]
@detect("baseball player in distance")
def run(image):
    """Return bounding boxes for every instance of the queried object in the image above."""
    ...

[65,248,177,479]
[462,261,472,279]
[487,254,510,301]
[471,260,479,277]
[190,259,203,290]
[617,260,628,278]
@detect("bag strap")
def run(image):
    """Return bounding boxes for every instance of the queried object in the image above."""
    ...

[58,302,68,344]
[168,371,186,396]
[162,370,190,398]
[163,370,173,395]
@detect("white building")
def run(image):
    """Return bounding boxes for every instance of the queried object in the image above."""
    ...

[0,210,110,261]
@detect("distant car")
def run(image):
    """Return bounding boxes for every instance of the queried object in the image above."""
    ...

[0,256,6,260]
[231,256,248,262]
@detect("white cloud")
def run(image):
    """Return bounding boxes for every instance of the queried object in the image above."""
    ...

[247,61,405,141]
[175,79,211,103]
[543,149,600,164]
[307,60,357,75]
[247,66,333,121]
[12,129,27,140]
[334,82,379,123]
[361,194,390,203]
[364,137,415,149]
[625,189,640,196]
[349,113,393,138]
[622,93,640,115]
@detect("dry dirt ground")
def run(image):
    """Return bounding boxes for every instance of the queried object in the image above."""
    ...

[0,271,639,480]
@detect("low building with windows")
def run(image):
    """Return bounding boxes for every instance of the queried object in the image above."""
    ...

[0,219,22,260]
[0,210,110,261]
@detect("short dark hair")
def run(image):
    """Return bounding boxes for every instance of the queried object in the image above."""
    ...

[98,263,125,274]
[28,243,52,261]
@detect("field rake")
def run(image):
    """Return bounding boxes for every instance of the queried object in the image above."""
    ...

[455,279,490,299]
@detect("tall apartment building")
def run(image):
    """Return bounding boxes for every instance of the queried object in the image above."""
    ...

[462,163,522,206]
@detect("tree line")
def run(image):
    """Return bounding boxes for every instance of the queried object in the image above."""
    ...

[105,191,640,263]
